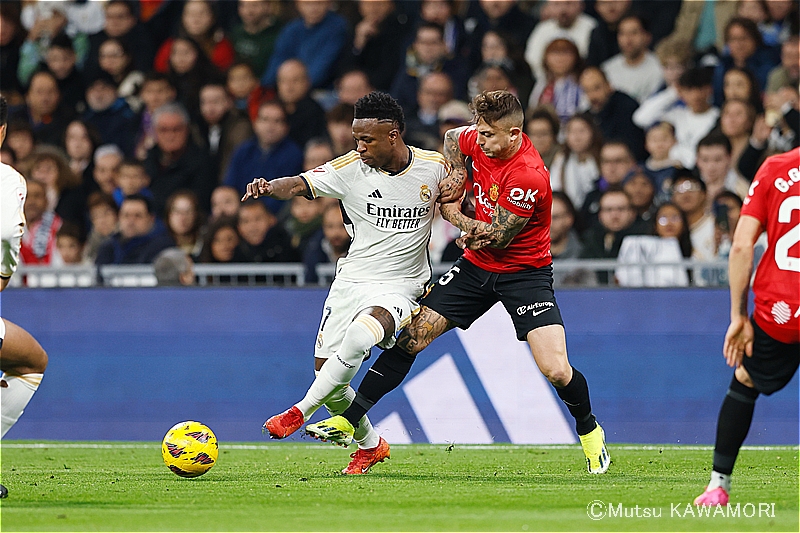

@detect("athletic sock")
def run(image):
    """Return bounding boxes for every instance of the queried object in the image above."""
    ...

[555,367,597,436]
[711,375,759,478]
[341,345,416,426]
[296,315,384,417]
[0,373,44,438]
[707,470,732,492]
[322,385,379,449]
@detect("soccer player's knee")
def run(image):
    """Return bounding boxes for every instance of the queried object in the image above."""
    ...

[543,365,572,387]
[340,315,385,363]
[31,345,48,374]
[734,365,754,388]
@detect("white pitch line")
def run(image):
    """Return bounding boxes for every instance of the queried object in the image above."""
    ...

[0,443,797,451]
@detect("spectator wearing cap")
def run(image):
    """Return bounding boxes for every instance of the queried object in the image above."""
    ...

[81,71,138,157]
[406,72,454,151]
[95,193,174,266]
[670,171,715,261]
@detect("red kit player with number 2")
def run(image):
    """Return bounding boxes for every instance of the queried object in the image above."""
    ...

[695,147,800,506]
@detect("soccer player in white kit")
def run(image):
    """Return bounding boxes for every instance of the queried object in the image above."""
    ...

[242,92,458,474]
[0,95,49,498]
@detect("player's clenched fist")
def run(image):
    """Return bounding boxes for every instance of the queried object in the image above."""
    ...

[242,177,271,201]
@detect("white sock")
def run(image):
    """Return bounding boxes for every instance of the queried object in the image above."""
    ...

[354,416,380,450]
[1,373,43,438]
[707,470,731,492]
[322,385,380,450]
[296,314,384,417]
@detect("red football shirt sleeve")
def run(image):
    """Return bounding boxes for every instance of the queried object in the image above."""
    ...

[740,160,770,227]
[496,165,549,218]
[458,127,478,158]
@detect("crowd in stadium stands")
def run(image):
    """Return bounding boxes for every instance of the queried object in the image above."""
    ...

[1,0,797,287]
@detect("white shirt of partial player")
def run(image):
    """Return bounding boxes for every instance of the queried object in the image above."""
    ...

[0,162,27,279]
[301,147,447,285]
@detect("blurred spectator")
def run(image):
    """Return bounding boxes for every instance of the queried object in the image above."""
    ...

[721,66,763,112]
[230,0,284,76]
[524,0,596,81]
[20,179,63,266]
[339,0,410,92]
[579,140,637,231]
[585,0,630,67]
[134,72,177,160]
[165,190,204,257]
[4,119,35,173]
[283,196,325,261]
[765,34,799,94]
[209,185,241,222]
[712,17,780,106]
[390,22,469,113]
[113,160,153,206]
[658,0,737,58]
[579,66,645,161]
[303,201,350,282]
[695,132,749,207]
[0,2,27,100]
[302,138,335,171]
[144,103,215,217]
[261,0,349,90]
[406,72,454,150]
[236,200,299,263]
[472,30,534,106]
[153,247,195,286]
[418,0,465,59]
[334,69,373,106]
[81,72,138,156]
[622,169,657,226]
[63,119,100,187]
[95,194,173,266]
[462,0,537,73]
[716,98,757,170]
[197,216,246,263]
[580,188,645,284]
[636,67,719,169]
[653,201,693,260]
[761,0,797,46]
[154,0,234,74]
[550,191,589,286]
[711,190,743,259]
[10,70,71,146]
[97,37,144,112]
[165,35,224,121]
[193,82,253,183]
[0,146,15,166]
[83,192,119,263]
[549,113,602,210]
[469,62,517,99]
[91,144,123,196]
[55,222,86,265]
[643,122,682,205]
[43,32,85,115]
[602,15,664,103]
[226,62,269,122]
[28,145,84,228]
[85,1,155,79]
[17,1,68,87]
[224,100,303,215]
[528,38,584,126]
[325,102,356,156]
[277,59,328,148]
[525,106,561,169]
[670,172,715,261]
[436,99,473,150]
[632,39,692,135]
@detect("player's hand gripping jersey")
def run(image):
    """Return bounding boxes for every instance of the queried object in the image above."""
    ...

[741,147,800,344]
[458,126,552,272]
[301,148,447,285]
[1,162,27,280]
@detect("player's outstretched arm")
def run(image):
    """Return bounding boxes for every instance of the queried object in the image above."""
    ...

[241,175,308,202]
[723,214,761,367]
[440,201,529,249]
[439,127,470,203]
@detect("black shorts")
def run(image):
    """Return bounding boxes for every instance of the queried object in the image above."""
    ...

[421,257,563,341]
[742,317,800,395]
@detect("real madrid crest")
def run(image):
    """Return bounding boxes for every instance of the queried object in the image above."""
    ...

[489,184,499,202]
[419,184,432,202]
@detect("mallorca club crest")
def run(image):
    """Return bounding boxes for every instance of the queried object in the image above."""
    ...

[489,184,500,202]
[420,184,432,202]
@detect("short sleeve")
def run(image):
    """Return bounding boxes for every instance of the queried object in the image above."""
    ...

[458,126,478,159]
[740,159,770,227]
[300,153,356,200]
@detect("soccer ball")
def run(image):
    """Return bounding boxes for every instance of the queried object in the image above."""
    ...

[161,421,219,478]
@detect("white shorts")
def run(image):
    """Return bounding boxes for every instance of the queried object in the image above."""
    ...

[314,278,425,359]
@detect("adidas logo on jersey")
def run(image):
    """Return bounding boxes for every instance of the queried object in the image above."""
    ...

[368,189,383,198]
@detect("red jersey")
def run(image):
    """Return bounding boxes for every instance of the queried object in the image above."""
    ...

[458,127,552,273]
[741,147,800,344]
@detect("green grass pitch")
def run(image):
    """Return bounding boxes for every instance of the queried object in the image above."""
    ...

[0,442,797,532]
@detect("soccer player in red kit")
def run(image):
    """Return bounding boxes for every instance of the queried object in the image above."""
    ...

[307,90,610,474]
[695,147,800,506]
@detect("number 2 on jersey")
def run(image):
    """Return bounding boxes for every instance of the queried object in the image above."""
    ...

[775,196,800,272]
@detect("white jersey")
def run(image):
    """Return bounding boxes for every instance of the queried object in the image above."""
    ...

[301,147,448,285]
[1,162,27,280]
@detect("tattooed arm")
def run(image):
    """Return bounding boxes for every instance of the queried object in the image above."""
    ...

[440,201,529,249]
[438,126,471,203]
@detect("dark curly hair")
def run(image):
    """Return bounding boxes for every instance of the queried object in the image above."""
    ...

[354,91,405,134]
